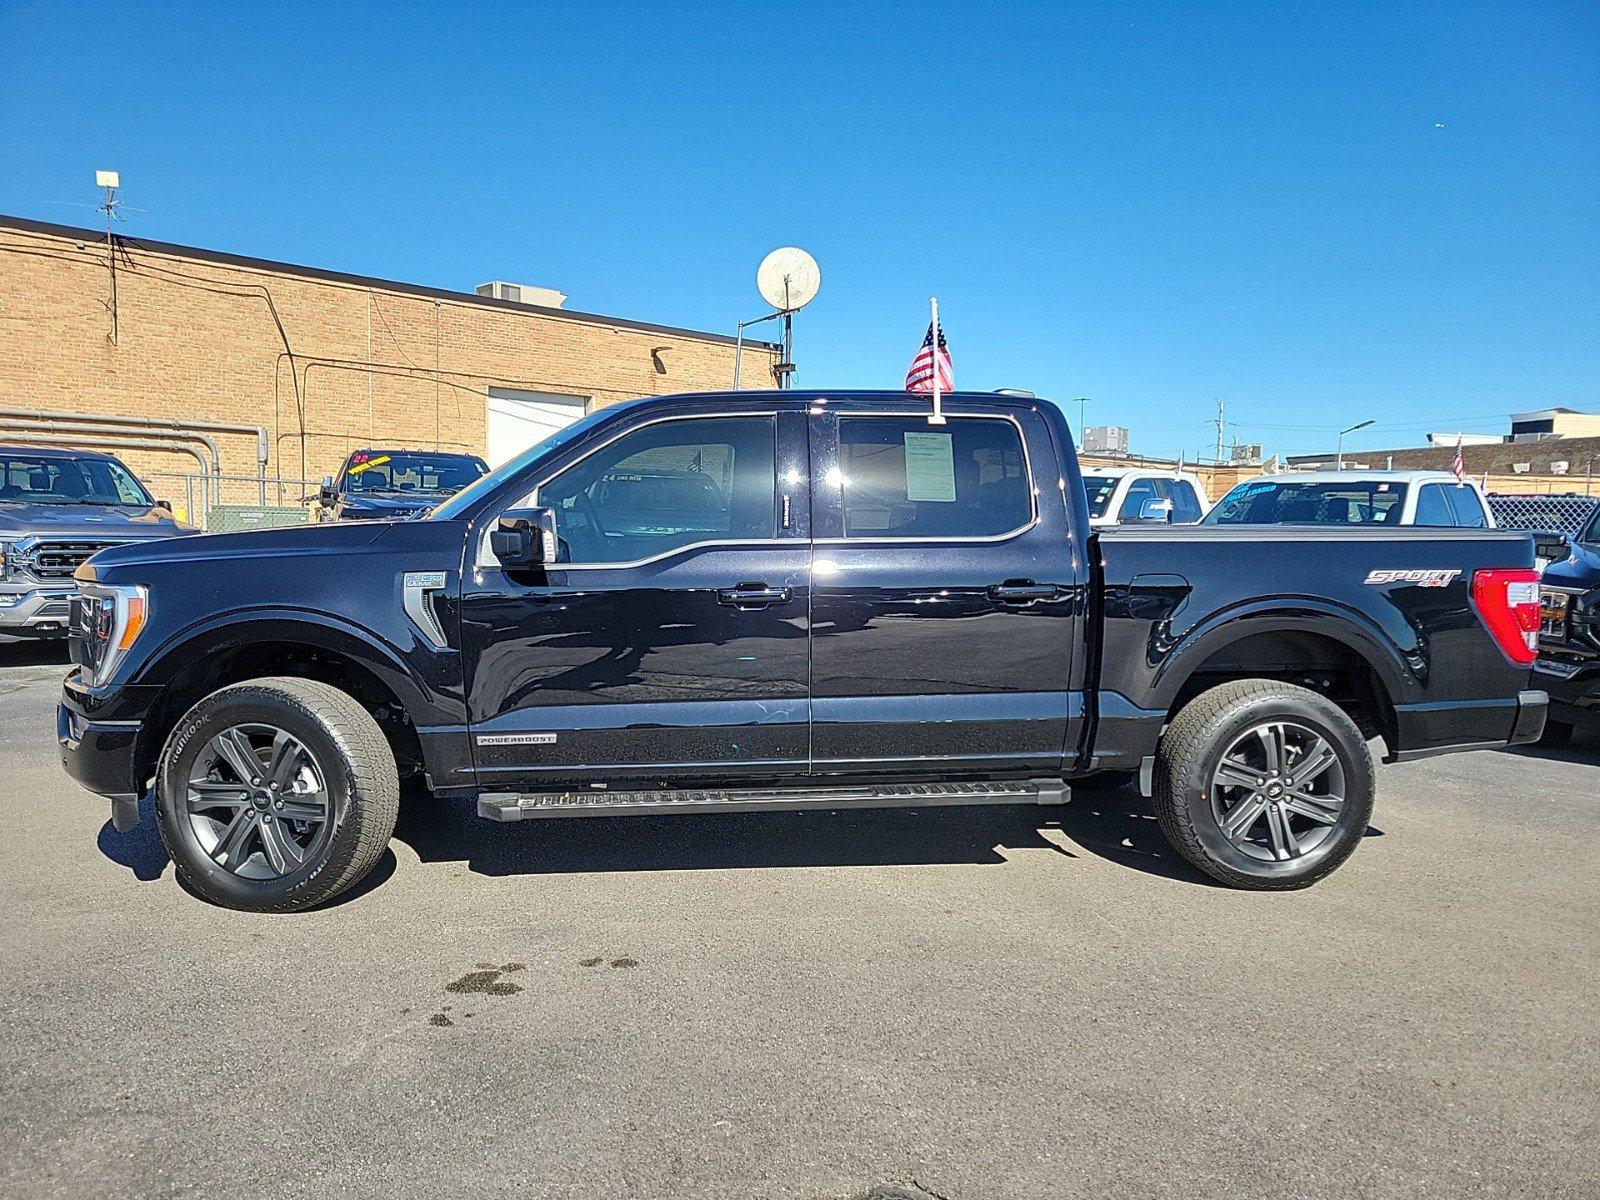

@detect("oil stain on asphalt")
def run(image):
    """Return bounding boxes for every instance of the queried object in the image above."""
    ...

[445,963,526,995]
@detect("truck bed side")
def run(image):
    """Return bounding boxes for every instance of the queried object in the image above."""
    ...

[1087,525,1541,772]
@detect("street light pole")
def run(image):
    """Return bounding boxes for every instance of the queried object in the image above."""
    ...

[1073,397,1090,436]
[1336,419,1375,470]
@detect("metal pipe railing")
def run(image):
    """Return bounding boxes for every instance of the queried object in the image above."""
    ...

[0,406,268,503]
[1,416,220,472]
[0,432,213,520]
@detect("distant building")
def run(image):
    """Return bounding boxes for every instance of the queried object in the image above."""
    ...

[1508,408,1600,441]
[1084,425,1130,455]
[0,214,778,498]
[1288,406,1600,493]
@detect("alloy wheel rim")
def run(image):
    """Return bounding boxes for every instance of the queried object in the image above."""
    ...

[185,723,331,880]
[1209,720,1347,864]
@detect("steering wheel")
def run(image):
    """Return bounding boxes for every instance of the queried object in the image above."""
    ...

[573,488,608,538]
[549,490,608,562]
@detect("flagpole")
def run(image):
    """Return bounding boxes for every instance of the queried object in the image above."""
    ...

[929,296,946,425]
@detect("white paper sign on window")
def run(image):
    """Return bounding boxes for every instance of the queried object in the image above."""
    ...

[903,431,956,502]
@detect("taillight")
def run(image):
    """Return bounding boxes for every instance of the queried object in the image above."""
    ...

[1471,568,1541,666]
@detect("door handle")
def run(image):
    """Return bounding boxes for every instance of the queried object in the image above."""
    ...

[988,580,1056,604]
[716,583,792,608]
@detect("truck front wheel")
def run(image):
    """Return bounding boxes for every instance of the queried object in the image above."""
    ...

[154,677,400,911]
[1152,680,1375,889]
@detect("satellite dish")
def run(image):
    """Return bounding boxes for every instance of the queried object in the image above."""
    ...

[756,247,821,313]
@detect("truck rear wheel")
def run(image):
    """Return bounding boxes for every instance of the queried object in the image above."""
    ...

[1152,679,1375,889]
[154,677,399,912]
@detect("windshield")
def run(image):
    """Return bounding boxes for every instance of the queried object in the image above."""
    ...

[1081,475,1119,519]
[1578,506,1600,547]
[0,453,153,507]
[342,451,488,496]
[1205,479,1406,526]
[426,407,614,521]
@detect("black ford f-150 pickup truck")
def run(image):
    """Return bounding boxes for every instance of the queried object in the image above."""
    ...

[315,448,489,522]
[1531,516,1600,744]
[58,391,1548,911]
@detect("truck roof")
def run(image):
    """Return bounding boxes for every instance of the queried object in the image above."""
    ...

[345,448,487,459]
[1256,470,1475,486]
[0,444,122,462]
[1080,465,1205,479]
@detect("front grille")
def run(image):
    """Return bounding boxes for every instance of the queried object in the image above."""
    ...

[1540,589,1572,642]
[21,540,127,580]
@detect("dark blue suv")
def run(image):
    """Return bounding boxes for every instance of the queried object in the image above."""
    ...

[317,449,488,522]
[1533,512,1600,744]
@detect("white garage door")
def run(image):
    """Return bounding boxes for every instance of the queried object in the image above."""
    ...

[486,389,589,467]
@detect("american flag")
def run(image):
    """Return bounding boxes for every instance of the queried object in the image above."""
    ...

[1453,436,1465,484]
[905,321,953,393]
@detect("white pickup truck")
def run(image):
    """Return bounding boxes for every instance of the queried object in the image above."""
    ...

[1081,467,1211,528]
[1205,471,1497,530]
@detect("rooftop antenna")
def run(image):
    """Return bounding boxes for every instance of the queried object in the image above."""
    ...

[95,169,122,345]
[734,247,821,389]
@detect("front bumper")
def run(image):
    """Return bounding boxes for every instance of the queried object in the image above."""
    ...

[0,586,75,637]
[58,672,162,831]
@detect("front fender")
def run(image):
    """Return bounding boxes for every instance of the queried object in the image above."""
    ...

[130,607,457,727]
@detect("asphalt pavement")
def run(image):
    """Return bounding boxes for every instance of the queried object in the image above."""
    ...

[1,641,1596,1199]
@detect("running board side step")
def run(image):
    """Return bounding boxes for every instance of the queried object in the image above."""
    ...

[477,778,1070,821]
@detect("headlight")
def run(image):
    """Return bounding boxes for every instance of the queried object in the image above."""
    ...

[73,582,149,687]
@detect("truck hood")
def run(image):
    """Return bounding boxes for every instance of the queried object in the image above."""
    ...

[0,502,194,539]
[82,519,393,578]
[1542,540,1600,591]
[337,492,442,519]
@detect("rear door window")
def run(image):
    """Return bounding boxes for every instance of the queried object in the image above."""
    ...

[1413,485,1455,526]
[1443,486,1488,528]
[1162,480,1204,523]
[838,416,1032,538]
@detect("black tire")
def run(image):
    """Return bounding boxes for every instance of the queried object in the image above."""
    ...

[1152,679,1375,890]
[155,677,399,911]
[1537,719,1574,749]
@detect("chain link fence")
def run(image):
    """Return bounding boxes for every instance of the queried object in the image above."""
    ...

[142,471,320,532]
[1488,493,1600,536]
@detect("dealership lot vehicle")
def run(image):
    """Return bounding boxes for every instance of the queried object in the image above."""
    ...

[1533,512,1600,746]
[0,446,192,642]
[8,647,1600,1199]
[59,390,1547,910]
[1206,470,1496,528]
[316,448,490,521]
[1081,465,1210,527]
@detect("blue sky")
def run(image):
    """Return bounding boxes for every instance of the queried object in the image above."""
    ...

[2,1,1596,460]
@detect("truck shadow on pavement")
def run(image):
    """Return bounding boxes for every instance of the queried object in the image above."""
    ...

[96,782,1389,901]
[95,792,399,906]
[0,640,71,668]
[390,784,1225,887]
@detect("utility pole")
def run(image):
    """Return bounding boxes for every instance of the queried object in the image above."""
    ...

[1073,397,1090,435]
[1213,399,1225,464]
[95,170,121,346]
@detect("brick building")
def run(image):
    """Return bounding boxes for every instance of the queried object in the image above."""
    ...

[0,214,778,513]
